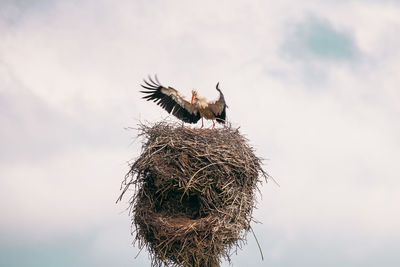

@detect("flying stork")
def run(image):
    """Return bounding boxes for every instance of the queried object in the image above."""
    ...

[140,76,227,128]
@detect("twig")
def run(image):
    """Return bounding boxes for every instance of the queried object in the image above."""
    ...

[250,225,264,261]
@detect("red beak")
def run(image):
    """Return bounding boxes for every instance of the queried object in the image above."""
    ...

[190,93,195,106]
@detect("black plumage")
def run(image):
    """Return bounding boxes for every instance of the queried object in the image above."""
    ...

[141,76,201,124]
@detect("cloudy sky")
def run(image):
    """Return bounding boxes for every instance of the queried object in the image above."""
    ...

[1,0,400,266]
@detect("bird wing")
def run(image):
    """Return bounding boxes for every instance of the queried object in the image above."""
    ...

[207,83,227,124]
[140,76,201,124]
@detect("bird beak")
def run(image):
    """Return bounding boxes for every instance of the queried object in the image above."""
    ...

[190,92,195,106]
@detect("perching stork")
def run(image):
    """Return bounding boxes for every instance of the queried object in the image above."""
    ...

[140,76,227,128]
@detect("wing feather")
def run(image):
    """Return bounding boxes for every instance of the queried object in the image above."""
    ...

[208,83,227,124]
[140,76,201,124]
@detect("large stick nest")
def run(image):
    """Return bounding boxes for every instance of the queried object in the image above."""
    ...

[118,122,269,267]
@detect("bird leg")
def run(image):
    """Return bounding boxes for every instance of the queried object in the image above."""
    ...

[212,120,215,129]
[201,118,204,128]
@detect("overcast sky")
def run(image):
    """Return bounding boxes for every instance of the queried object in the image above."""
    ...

[1,0,400,266]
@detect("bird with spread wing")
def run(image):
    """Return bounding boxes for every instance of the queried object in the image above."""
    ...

[140,76,227,128]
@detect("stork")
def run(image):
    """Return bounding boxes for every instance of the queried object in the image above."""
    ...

[140,76,227,128]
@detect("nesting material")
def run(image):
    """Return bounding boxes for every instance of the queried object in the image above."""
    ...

[118,122,269,267]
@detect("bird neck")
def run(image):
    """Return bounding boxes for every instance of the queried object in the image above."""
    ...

[194,95,208,108]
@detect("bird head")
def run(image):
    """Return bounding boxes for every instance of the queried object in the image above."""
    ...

[190,90,197,105]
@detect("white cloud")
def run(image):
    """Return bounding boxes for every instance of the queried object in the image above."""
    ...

[0,147,133,242]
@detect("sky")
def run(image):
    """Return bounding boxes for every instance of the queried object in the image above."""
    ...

[1,0,400,266]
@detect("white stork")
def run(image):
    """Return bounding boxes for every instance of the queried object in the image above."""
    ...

[140,76,227,128]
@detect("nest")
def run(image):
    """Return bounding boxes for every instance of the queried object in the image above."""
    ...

[118,122,269,267]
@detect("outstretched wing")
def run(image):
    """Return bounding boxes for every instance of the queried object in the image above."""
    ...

[208,82,227,124]
[140,76,201,124]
